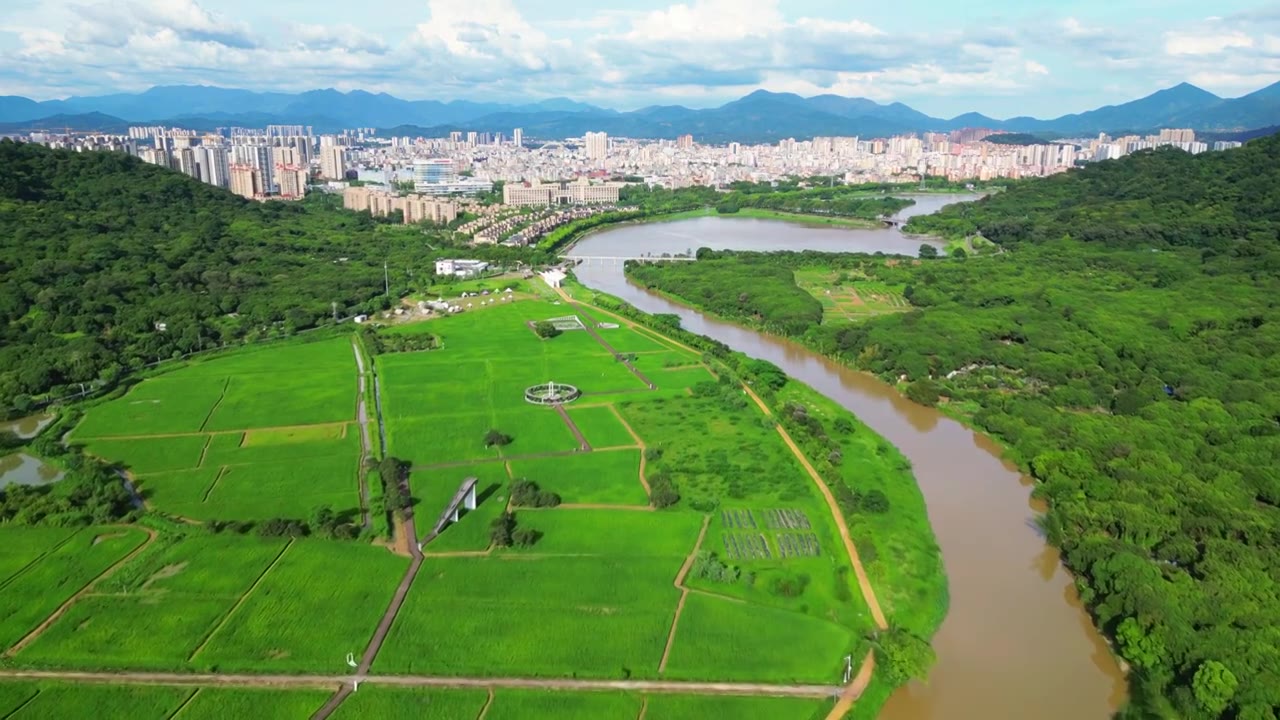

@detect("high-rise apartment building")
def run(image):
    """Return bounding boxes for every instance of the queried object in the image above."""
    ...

[229,165,263,199]
[676,134,694,150]
[320,146,347,180]
[585,132,608,162]
[275,165,308,199]
[197,147,230,188]
[513,128,523,148]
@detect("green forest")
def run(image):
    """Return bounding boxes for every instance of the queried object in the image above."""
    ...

[626,137,1280,719]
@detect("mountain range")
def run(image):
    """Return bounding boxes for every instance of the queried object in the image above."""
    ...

[1,81,1278,143]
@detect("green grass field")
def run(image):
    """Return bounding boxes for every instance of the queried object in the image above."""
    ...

[196,541,408,672]
[329,687,489,719]
[72,376,227,438]
[0,527,149,650]
[375,556,678,678]
[512,509,702,557]
[485,690,642,720]
[18,535,287,669]
[4,683,191,720]
[176,688,330,719]
[81,435,209,474]
[565,406,637,448]
[662,593,855,684]
[507,450,648,505]
[644,694,830,720]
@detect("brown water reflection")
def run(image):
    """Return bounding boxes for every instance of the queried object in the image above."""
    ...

[573,204,1126,719]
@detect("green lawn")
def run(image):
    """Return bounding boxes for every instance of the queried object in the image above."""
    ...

[507,451,648,505]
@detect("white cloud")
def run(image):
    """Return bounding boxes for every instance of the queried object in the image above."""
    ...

[1165,31,1254,56]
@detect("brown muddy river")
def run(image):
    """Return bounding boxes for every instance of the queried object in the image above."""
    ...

[571,194,1126,719]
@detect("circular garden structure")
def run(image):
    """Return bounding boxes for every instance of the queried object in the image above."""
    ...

[524,381,582,405]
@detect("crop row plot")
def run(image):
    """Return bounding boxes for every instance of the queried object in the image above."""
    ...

[775,532,821,558]
[720,508,757,529]
[721,533,772,560]
[764,508,811,530]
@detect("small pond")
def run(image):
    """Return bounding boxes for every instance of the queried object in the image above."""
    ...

[0,453,64,490]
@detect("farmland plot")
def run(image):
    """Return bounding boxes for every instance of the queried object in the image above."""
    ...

[508,451,647,506]
[330,688,488,719]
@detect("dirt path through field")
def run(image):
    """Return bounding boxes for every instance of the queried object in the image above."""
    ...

[5,526,158,657]
[740,384,888,631]
[826,649,876,720]
[658,515,709,673]
[608,405,652,494]
[314,466,425,719]
[351,340,373,529]
[0,669,841,698]
[553,404,591,451]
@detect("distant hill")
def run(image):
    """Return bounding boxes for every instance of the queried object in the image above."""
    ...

[0,112,130,133]
[982,133,1049,146]
[4,81,1278,141]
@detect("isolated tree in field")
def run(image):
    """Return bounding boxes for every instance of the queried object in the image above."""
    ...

[918,244,939,259]
[533,321,561,339]
[649,475,680,509]
[489,512,515,547]
[484,429,513,447]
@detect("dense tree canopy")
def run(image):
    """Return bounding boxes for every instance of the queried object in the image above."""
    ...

[627,136,1280,719]
[0,142,541,410]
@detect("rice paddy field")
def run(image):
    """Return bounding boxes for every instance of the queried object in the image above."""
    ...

[69,336,363,523]
[3,290,904,718]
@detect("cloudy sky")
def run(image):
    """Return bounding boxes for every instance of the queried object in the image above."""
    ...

[2,0,1278,117]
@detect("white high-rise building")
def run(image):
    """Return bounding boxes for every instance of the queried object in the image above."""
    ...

[197,147,230,189]
[513,128,523,148]
[585,131,608,162]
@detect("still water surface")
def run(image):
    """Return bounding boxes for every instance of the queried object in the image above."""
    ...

[0,413,54,439]
[572,194,1126,719]
[0,453,64,490]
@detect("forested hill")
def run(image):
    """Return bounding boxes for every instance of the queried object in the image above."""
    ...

[905,134,1280,253]
[626,137,1280,718]
[0,141,390,409]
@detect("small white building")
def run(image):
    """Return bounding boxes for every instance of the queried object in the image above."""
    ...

[435,259,490,278]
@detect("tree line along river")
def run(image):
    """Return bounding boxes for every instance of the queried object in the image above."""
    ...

[570,194,1127,719]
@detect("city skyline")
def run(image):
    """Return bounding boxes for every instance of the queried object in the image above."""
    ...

[2,0,1278,118]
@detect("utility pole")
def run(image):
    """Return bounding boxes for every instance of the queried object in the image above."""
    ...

[332,301,338,322]
[383,261,390,297]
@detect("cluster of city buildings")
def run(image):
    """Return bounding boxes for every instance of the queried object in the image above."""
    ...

[341,186,459,224]
[11,121,1247,205]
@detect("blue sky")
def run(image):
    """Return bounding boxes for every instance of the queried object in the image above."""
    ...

[2,0,1278,117]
